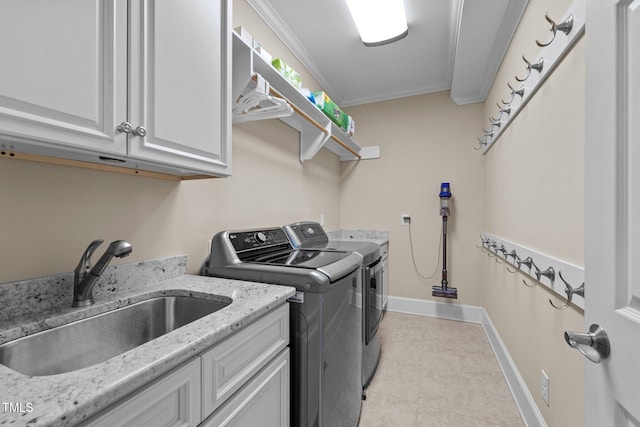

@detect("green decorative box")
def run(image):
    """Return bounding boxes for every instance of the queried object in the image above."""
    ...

[272,58,302,90]
[313,91,349,131]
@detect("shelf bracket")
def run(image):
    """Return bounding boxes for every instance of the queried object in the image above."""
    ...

[294,119,332,162]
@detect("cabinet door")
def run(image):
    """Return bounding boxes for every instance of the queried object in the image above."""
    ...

[201,349,290,427]
[0,0,127,155]
[201,303,289,417]
[83,358,201,427]
[128,0,231,175]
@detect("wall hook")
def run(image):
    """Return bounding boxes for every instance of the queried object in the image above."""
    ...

[521,258,539,287]
[495,244,508,264]
[550,271,585,310]
[474,137,488,151]
[515,55,544,82]
[489,119,502,130]
[518,256,534,270]
[487,241,498,257]
[476,235,489,248]
[536,13,574,47]
[525,265,554,287]
[496,103,512,117]
[505,250,520,273]
[502,83,525,104]
[537,266,556,285]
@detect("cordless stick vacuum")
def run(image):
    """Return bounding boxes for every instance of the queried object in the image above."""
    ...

[432,183,458,299]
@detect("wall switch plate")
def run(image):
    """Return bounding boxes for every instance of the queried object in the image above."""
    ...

[541,369,550,406]
[401,214,411,225]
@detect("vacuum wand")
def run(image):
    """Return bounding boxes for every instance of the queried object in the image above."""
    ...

[432,182,458,299]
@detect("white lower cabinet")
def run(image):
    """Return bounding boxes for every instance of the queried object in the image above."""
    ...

[83,304,289,427]
[200,349,289,427]
[84,358,202,427]
[201,302,290,415]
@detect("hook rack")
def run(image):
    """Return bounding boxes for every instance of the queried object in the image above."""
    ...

[536,13,574,47]
[474,0,585,154]
[550,271,585,309]
[478,233,585,309]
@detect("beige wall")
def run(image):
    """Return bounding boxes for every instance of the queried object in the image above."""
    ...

[482,0,585,425]
[341,92,486,306]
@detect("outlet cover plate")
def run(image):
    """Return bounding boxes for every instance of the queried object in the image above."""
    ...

[541,369,550,406]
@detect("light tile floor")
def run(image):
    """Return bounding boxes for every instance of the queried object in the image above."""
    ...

[358,311,524,427]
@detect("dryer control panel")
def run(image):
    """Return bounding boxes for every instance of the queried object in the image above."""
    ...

[284,222,329,248]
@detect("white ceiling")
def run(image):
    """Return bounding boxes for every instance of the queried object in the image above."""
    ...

[246,0,529,107]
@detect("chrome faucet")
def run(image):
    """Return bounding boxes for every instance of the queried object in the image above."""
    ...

[73,239,133,307]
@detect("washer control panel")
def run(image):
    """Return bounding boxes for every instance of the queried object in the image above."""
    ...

[228,228,289,252]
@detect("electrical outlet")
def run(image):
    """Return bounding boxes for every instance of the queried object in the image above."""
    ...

[401,214,411,225]
[541,370,550,406]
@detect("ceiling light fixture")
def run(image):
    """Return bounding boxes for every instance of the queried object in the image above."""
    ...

[345,0,409,47]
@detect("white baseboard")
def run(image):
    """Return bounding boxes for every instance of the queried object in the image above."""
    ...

[386,295,485,323]
[386,296,547,427]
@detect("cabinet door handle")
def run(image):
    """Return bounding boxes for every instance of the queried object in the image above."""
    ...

[132,126,147,137]
[117,121,133,133]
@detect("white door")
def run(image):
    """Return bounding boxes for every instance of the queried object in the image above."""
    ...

[127,0,231,175]
[0,0,127,155]
[583,0,640,424]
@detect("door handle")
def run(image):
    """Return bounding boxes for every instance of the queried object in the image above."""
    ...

[564,324,610,363]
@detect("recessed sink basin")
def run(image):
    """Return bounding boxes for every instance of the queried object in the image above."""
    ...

[0,295,231,376]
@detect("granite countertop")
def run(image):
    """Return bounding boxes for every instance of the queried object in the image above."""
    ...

[327,229,389,246]
[0,256,295,427]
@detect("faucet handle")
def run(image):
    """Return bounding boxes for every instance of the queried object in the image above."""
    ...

[75,239,104,276]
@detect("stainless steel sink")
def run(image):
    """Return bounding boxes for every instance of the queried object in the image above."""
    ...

[0,295,231,376]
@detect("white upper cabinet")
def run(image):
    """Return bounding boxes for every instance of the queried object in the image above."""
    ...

[127,0,231,175]
[0,0,231,178]
[0,0,127,155]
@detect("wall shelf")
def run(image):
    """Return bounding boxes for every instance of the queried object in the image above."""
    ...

[232,31,380,162]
